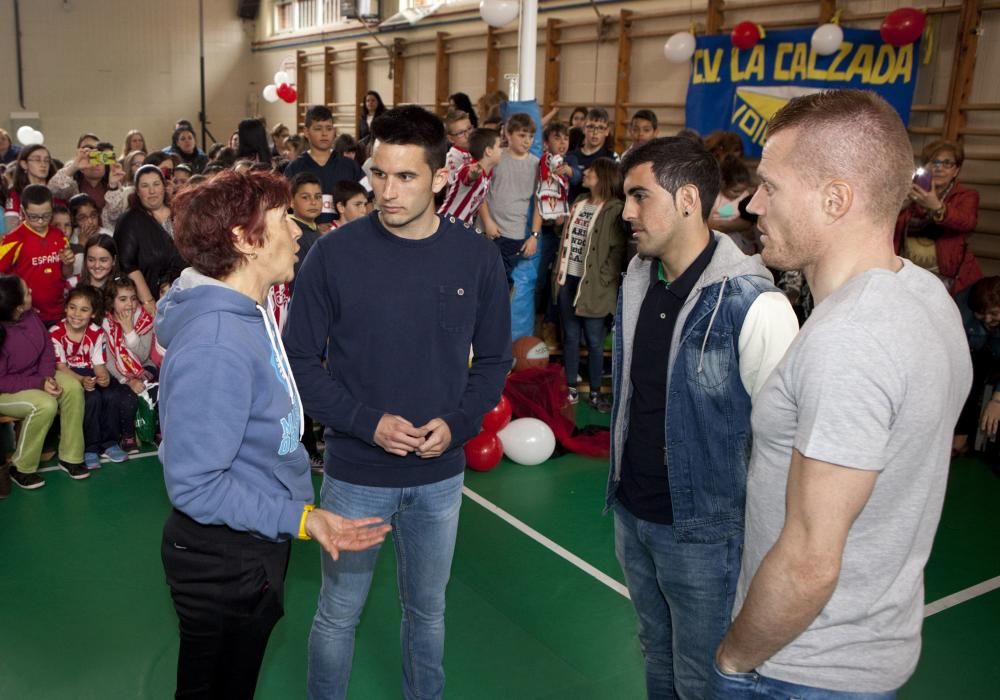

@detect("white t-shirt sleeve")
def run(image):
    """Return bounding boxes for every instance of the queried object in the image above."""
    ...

[737,291,799,400]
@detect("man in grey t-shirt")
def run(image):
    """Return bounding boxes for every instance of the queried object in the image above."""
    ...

[712,91,972,698]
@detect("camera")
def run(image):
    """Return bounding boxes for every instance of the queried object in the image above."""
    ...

[88,150,116,167]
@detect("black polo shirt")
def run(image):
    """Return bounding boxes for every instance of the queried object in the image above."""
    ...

[616,236,717,524]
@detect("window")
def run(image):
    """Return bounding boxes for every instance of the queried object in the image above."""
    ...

[271,0,366,35]
[274,0,293,33]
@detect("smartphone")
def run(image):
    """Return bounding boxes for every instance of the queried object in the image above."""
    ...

[88,150,116,167]
[912,167,933,191]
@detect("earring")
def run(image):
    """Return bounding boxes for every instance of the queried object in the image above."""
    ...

[248,252,258,260]
[683,210,690,217]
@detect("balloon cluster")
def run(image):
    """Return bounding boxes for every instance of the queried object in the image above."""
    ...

[665,6,925,65]
[16,125,44,146]
[464,396,557,471]
[262,71,298,104]
[479,0,518,28]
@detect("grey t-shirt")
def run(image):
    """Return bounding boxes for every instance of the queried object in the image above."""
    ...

[484,151,539,241]
[734,260,971,692]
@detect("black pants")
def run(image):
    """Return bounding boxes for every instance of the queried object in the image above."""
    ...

[161,509,291,699]
[74,369,138,452]
[494,236,524,289]
[535,224,560,321]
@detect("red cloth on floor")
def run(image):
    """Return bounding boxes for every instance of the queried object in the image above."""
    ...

[503,364,610,458]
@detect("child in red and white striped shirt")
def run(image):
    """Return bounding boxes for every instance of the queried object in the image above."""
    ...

[51,285,136,468]
[437,128,501,226]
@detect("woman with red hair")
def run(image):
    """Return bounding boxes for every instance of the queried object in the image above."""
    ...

[156,170,389,698]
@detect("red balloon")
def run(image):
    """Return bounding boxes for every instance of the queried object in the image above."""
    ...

[283,86,298,104]
[880,7,926,47]
[276,83,292,102]
[731,21,761,50]
[481,395,512,433]
[464,431,503,472]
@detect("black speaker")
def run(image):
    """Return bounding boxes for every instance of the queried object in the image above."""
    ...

[237,0,261,20]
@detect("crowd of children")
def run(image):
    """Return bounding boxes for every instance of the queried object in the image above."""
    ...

[0,99,703,497]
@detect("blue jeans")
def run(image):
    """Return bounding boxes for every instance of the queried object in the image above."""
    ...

[614,504,742,700]
[307,473,464,700]
[558,275,607,392]
[494,236,524,289]
[708,664,898,699]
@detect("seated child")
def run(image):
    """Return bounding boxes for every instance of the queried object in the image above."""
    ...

[0,275,89,488]
[51,286,135,468]
[102,277,157,454]
[77,234,119,290]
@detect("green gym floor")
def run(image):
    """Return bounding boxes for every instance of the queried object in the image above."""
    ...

[2,404,998,699]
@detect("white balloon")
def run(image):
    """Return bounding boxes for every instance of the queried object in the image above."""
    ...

[23,129,44,146]
[497,418,556,466]
[16,125,34,144]
[479,0,519,28]
[273,71,289,87]
[810,23,844,56]
[262,84,280,103]
[663,32,697,64]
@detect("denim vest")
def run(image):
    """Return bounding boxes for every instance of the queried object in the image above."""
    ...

[607,233,777,543]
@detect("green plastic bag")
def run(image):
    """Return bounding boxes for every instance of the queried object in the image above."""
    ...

[135,384,158,446]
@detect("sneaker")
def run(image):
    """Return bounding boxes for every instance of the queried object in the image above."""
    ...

[84,452,102,470]
[101,445,129,463]
[11,467,45,490]
[568,387,579,405]
[589,392,611,414]
[310,453,325,474]
[1,462,12,498]
[59,460,90,480]
[121,436,140,455]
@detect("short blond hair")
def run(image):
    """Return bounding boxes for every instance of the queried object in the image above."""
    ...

[767,90,912,226]
[445,110,469,128]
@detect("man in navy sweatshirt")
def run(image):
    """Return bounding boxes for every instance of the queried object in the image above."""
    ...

[284,105,512,700]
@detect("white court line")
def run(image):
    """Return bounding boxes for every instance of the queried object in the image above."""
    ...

[462,485,631,600]
[38,450,159,473]
[463,486,1000,615]
[925,575,1000,617]
[34,454,1000,616]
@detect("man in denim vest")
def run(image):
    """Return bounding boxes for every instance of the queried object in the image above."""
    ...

[609,137,798,699]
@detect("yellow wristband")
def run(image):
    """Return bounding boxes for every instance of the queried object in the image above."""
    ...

[298,504,316,540]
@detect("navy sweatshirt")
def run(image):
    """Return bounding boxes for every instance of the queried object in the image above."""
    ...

[284,212,512,487]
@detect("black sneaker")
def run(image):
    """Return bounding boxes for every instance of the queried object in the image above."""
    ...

[11,467,45,490]
[589,392,611,414]
[59,460,91,480]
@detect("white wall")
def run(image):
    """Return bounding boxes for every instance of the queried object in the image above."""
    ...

[0,0,258,161]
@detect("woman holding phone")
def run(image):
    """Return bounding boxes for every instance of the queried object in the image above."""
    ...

[895,139,981,295]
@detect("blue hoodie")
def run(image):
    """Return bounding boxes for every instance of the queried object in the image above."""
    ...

[156,268,311,541]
